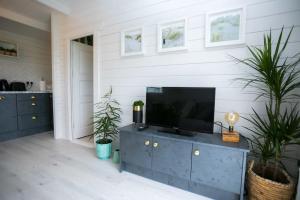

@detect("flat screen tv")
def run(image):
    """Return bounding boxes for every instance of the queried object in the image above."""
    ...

[146,87,215,135]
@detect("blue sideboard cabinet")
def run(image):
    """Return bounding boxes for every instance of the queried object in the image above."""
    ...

[120,125,249,200]
[0,92,53,141]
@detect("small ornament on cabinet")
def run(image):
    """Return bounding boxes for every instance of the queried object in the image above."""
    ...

[223,112,240,143]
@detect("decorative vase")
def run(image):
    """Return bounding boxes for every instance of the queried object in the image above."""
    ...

[112,149,120,164]
[133,105,143,124]
[96,140,112,160]
[248,160,294,200]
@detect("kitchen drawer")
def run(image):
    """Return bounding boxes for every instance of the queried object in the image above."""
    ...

[17,98,50,115]
[0,94,17,116]
[18,113,50,130]
[0,115,18,134]
[17,93,50,101]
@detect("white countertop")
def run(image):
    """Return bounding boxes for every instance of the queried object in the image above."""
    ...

[0,91,52,94]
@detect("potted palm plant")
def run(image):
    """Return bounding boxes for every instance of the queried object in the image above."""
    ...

[92,88,121,160]
[234,27,300,199]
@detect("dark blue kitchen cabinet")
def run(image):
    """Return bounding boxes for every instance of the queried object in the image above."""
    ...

[18,113,51,130]
[0,92,53,141]
[0,94,18,141]
[17,98,50,115]
[120,125,249,200]
[0,94,17,116]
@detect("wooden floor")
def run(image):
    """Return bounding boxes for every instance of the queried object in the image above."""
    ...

[0,133,210,200]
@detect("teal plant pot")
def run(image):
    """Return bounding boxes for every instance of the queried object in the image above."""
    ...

[112,149,120,164]
[96,141,112,160]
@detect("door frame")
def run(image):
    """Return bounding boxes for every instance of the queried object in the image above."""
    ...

[66,30,102,141]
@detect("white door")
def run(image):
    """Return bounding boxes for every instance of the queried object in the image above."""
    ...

[71,41,93,139]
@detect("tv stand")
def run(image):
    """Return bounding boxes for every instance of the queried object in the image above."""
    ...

[120,124,249,200]
[157,127,195,137]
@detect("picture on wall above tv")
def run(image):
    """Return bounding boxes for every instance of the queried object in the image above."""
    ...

[146,87,216,135]
[0,40,18,57]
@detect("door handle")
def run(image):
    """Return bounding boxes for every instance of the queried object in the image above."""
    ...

[193,149,200,156]
[144,140,150,146]
[0,96,5,101]
[153,142,159,148]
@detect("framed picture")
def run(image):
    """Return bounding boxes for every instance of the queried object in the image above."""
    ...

[157,19,187,52]
[121,27,144,56]
[205,7,246,47]
[0,40,18,57]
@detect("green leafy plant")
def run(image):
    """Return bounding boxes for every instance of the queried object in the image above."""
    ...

[92,88,122,144]
[234,26,300,182]
[133,100,144,107]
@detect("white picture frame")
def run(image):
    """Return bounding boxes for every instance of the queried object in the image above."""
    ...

[121,27,144,56]
[157,18,188,52]
[205,7,246,47]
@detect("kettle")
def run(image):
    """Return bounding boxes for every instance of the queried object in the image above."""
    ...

[0,79,10,91]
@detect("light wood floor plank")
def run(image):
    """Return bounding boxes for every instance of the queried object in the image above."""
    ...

[0,133,211,200]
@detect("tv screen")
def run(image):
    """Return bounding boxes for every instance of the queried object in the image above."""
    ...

[146,87,215,134]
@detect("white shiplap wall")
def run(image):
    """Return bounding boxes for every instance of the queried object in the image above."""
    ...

[51,0,300,139]
[0,23,51,90]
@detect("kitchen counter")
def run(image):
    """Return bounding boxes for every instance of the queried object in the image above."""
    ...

[0,91,52,94]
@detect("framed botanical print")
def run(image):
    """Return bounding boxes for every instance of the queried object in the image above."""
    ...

[157,19,187,52]
[205,7,246,47]
[121,27,144,56]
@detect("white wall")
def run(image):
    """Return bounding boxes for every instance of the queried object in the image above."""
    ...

[51,0,300,177]
[0,18,51,90]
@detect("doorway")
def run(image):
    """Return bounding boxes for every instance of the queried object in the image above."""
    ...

[71,35,94,147]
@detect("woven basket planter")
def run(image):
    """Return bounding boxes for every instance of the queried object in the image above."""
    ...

[248,160,295,200]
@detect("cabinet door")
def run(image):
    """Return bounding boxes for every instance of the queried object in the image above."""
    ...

[18,113,51,130]
[152,137,192,180]
[0,115,18,134]
[120,131,152,169]
[191,144,243,194]
[0,94,17,116]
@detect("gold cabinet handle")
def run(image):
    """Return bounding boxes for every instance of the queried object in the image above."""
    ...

[32,116,37,120]
[144,140,150,146]
[31,102,36,106]
[0,96,5,101]
[194,149,200,156]
[153,142,159,148]
[31,95,36,99]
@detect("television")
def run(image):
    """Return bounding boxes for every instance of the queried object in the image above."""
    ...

[146,87,216,135]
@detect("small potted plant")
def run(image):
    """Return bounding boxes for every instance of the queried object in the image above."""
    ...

[92,88,121,159]
[133,100,144,124]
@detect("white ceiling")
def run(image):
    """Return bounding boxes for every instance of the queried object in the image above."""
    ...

[0,0,88,31]
[0,0,53,24]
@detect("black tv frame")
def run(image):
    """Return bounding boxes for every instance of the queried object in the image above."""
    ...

[145,87,216,136]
